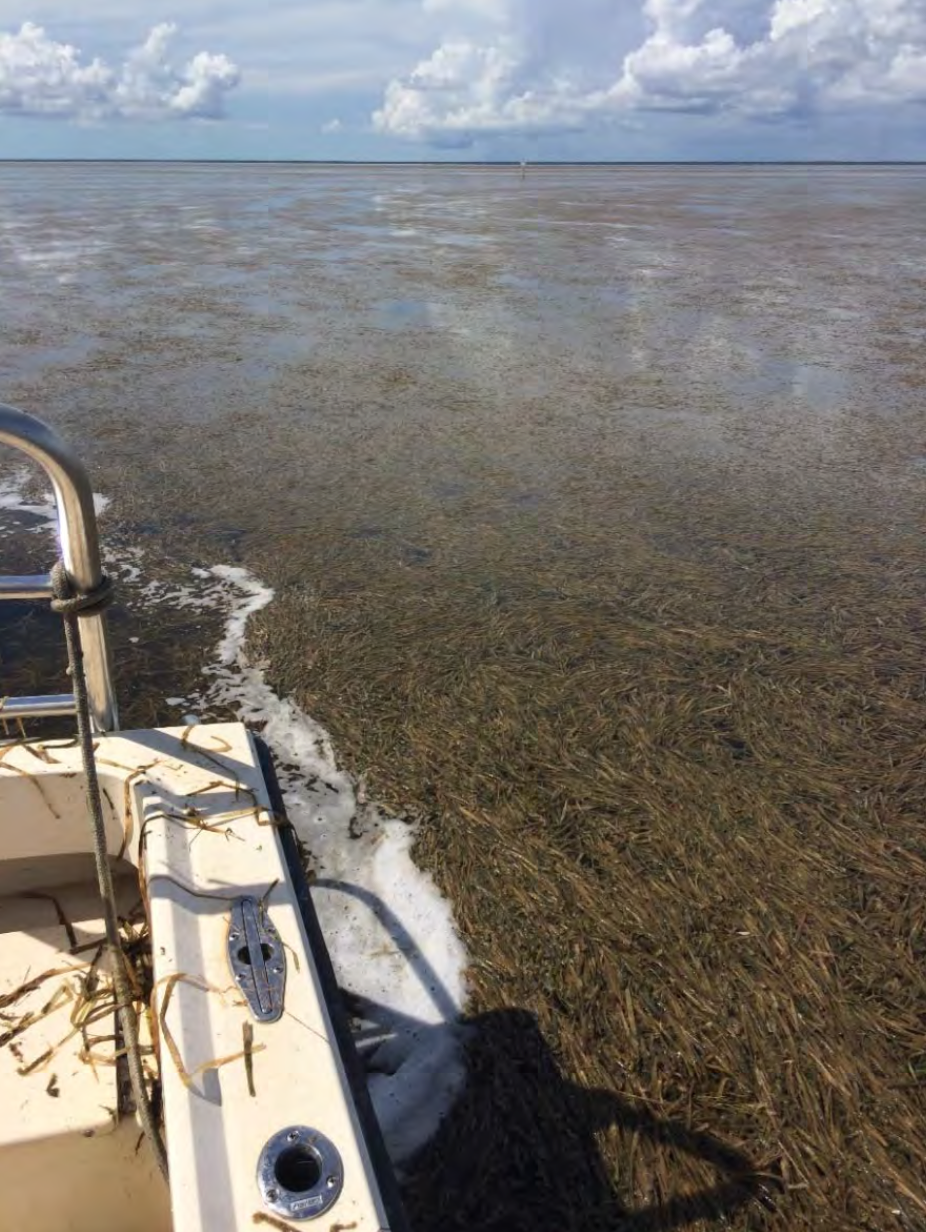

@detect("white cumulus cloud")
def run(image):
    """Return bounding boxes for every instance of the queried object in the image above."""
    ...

[0,21,240,121]
[373,0,926,144]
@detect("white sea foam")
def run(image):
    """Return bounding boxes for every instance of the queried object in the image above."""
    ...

[0,466,55,524]
[0,469,111,539]
[198,565,469,1163]
[0,474,470,1165]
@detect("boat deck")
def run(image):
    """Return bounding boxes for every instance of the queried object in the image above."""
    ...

[0,724,394,1232]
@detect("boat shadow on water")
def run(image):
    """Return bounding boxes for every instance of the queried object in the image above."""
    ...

[352,996,770,1232]
[325,880,772,1232]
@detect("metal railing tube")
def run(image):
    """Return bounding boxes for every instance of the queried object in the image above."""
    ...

[0,403,118,731]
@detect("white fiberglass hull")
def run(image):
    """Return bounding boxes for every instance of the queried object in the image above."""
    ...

[0,722,404,1231]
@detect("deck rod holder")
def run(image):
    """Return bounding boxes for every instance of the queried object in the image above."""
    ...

[0,402,118,732]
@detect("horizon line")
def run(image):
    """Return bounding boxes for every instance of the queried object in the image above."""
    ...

[0,158,924,167]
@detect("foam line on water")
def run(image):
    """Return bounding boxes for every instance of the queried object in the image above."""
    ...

[197,564,470,1164]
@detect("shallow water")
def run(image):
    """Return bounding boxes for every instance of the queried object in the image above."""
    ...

[2,163,926,1230]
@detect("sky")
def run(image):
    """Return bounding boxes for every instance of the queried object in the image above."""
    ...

[0,0,924,160]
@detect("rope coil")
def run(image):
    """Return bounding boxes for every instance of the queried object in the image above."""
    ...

[49,567,115,617]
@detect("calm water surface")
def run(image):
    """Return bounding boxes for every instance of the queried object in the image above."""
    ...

[2,164,926,1230]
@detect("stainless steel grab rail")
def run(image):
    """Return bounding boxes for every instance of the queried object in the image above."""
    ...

[0,403,118,731]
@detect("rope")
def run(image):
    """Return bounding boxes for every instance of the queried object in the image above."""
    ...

[49,573,114,617]
[50,561,169,1181]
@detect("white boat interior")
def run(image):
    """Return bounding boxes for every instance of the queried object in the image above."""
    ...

[0,403,406,1231]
